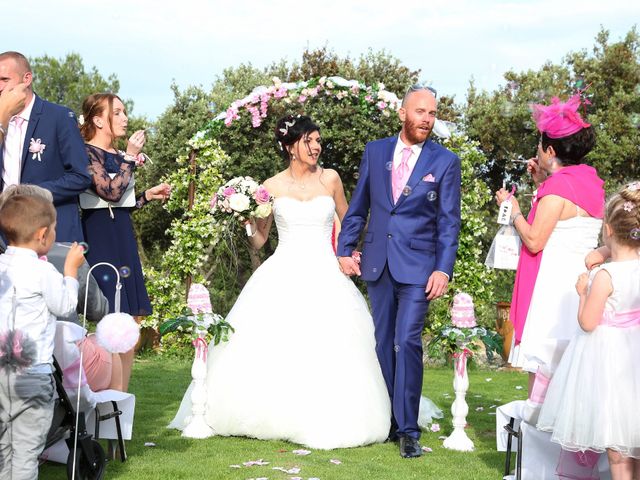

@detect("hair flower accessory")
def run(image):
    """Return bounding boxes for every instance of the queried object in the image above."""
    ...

[623,201,635,212]
[28,138,46,161]
[77,114,85,126]
[530,94,591,139]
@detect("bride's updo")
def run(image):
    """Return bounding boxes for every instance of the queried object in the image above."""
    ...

[274,114,320,161]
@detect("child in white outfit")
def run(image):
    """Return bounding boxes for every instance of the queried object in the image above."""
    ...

[0,193,85,480]
[538,181,640,480]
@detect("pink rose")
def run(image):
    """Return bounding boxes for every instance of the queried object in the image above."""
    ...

[223,187,236,197]
[254,186,271,204]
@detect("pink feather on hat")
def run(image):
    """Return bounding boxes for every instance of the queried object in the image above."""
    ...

[531,94,590,139]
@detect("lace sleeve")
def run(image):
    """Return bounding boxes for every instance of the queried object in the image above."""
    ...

[86,146,135,202]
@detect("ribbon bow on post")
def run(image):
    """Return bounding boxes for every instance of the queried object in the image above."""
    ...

[452,348,472,377]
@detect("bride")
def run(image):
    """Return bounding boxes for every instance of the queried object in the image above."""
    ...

[171,114,392,449]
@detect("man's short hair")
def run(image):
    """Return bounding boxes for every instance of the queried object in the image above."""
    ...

[0,51,32,75]
[0,194,56,245]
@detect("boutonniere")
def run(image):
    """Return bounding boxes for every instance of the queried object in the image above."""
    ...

[29,138,46,162]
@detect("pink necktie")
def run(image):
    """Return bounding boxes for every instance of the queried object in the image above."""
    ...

[392,147,412,203]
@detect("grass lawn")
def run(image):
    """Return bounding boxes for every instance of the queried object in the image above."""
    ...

[41,357,527,479]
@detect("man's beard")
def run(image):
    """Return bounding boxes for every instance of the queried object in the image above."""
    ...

[404,118,432,144]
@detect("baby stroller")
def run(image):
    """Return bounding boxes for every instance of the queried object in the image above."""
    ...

[44,356,106,480]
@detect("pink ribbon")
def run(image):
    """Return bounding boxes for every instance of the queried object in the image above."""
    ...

[193,337,208,363]
[601,308,640,328]
[453,348,472,377]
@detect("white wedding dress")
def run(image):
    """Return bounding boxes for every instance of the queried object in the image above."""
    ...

[170,195,393,449]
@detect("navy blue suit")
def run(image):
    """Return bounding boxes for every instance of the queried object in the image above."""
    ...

[0,95,91,242]
[338,136,461,438]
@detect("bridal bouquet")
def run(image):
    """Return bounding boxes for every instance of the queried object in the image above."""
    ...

[210,176,274,236]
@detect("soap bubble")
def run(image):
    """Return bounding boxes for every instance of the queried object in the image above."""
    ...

[79,242,89,254]
[119,266,132,278]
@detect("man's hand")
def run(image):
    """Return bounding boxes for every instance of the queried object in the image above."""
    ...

[425,271,448,300]
[338,256,361,276]
[0,83,28,118]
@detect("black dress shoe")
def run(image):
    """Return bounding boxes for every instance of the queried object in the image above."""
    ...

[399,435,422,458]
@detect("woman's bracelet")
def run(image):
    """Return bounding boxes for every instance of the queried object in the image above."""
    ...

[511,212,523,224]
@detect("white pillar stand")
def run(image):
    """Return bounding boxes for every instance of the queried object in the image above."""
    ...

[443,349,474,451]
[181,336,214,438]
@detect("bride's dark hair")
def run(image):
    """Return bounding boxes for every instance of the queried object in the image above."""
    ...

[274,114,320,161]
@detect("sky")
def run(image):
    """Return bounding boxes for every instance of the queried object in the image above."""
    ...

[4,0,639,120]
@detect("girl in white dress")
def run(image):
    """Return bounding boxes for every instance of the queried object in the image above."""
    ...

[538,181,640,480]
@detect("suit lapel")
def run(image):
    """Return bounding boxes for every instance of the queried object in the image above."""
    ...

[394,139,433,208]
[21,96,43,175]
[383,137,397,207]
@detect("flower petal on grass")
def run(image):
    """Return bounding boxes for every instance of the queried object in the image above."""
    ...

[421,446,433,453]
[475,407,484,411]
[430,423,440,432]
[515,385,524,390]
[292,449,312,456]
[330,459,342,465]
[243,459,270,467]
[485,378,493,382]
[230,465,242,468]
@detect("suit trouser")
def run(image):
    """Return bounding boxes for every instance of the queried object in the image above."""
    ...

[0,370,55,480]
[367,265,429,439]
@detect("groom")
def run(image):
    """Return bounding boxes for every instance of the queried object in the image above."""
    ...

[338,85,461,458]
[0,51,91,242]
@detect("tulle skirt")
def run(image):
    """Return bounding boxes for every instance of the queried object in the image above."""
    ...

[537,325,640,458]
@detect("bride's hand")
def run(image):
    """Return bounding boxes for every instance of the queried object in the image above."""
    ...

[126,130,146,155]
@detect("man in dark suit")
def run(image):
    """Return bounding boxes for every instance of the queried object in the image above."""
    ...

[0,51,91,242]
[338,85,461,458]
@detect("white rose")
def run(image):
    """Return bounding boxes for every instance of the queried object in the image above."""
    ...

[254,203,272,218]
[228,193,250,212]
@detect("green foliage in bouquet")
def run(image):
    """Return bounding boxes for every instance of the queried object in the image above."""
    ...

[427,325,502,364]
[158,311,234,346]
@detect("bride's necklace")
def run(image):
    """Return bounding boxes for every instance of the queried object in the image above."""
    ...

[288,167,310,190]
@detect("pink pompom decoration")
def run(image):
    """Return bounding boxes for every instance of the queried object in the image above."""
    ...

[187,283,212,314]
[451,292,477,328]
[95,313,140,353]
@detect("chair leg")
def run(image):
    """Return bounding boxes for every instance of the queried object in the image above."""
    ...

[503,418,523,480]
[504,418,515,476]
[111,401,127,462]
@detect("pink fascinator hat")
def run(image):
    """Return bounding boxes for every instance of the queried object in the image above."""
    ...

[531,94,590,139]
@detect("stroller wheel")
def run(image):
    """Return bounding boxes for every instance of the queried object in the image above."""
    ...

[66,439,106,480]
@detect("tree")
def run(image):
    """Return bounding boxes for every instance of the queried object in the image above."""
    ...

[464,27,640,193]
[30,53,123,114]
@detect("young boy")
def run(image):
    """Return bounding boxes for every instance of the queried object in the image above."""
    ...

[0,194,85,479]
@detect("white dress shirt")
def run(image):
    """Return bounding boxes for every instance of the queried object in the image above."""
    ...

[2,94,35,189]
[0,246,79,368]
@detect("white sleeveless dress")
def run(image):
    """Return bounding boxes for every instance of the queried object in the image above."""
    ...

[508,216,602,374]
[537,259,640,458]
[170,196,391,449]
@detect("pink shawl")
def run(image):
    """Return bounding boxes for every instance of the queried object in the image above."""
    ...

[510,164,604,344]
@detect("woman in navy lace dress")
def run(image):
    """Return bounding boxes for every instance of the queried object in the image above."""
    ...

[79,93,170,390]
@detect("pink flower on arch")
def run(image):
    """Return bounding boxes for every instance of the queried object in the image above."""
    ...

[223,187,236,197]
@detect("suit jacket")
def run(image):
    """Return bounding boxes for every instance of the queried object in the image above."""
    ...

[337,136,461,285]
[0,95,91,242]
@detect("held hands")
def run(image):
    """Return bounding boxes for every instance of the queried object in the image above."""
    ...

[575,272,589,296]
[126,129,146,156]
[63,242,86,278]
[425,271,448,300]
[146,183,172,202]
[338,256,361,276]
